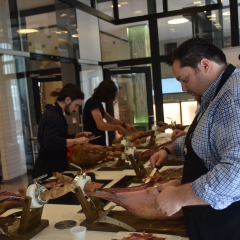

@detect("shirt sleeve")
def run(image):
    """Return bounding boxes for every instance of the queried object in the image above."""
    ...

[43,116,67,151]
[191,96,240,209]
[173,135,186,160]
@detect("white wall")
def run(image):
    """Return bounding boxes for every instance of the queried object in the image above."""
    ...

[0,55,27,180]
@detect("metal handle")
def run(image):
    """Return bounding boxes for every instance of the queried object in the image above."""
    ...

[70,163,83,175]
[33,174,47,183]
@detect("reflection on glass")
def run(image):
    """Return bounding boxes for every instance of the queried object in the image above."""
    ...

[39,81,63,114]
[118,0,148,19]
[99,19,149,61]
[158,15,192,55]
[77,0,91,6]
[97,0,113,17]
[112,73,148,130]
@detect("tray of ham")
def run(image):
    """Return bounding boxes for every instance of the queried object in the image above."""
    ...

[110,232,181,240]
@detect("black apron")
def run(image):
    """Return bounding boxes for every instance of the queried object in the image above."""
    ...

[182,64,240,240]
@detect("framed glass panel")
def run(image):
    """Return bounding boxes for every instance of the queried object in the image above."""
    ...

[118,0,148,19]
[99,19,149,61]
[97,0,113,17]
[157,15,192,55]
[77,0,91,6]
[165,0,216,12]
[156,0,163,13]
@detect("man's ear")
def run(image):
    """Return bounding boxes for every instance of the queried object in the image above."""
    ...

[200,58,210,72]
[65,97,71,104]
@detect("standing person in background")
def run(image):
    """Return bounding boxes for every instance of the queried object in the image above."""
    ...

[33,83,92,179]
[150,38,240,240]
[83,80,136,146]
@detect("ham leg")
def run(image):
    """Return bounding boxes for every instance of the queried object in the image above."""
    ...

[93,178,183,220]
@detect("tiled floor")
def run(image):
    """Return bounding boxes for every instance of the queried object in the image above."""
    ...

[0,173,33,192]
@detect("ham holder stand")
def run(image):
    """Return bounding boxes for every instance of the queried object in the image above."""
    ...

[76,175,187,237]
[0,175,49,240]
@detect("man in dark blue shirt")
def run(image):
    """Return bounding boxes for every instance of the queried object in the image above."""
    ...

[33,83,92,179]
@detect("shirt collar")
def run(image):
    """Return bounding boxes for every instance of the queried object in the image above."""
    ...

[198,70,224,113]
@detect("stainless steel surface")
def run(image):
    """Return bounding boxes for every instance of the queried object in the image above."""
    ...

[70,163,83,174]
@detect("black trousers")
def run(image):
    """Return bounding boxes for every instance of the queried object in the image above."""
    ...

[32,156,67,180]
[183,201,240,240]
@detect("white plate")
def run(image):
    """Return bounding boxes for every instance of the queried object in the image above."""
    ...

[110,231,181,240]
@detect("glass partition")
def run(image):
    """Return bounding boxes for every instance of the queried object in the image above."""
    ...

[118,0,148,19]
[97,0,113,17]
[157,15,192,56]
[99,19,149,61]
[78,0,91,6]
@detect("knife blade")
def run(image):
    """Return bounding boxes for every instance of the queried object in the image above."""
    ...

[89,135,101,141]
[145,164,163,183]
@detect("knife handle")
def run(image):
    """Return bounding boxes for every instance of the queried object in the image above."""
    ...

[155,163,163,170]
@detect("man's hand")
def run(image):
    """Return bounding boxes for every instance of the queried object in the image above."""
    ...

[117,126,127,135]
[155,185,183,216]
[155,183,209,216]
[75,132,92,138]
[75,136,89,145]
[171,129,186,141]
[124,123,136,132]
[149,150,168,169]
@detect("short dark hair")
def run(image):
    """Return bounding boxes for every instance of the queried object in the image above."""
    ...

[92,80,118,102]
[50,83,84,101]
[166,38,227,69]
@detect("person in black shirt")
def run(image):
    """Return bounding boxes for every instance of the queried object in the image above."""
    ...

[33,83,92,179]
[83,80,135,146]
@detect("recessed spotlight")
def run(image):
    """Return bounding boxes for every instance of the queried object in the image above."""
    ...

[17,29,38,34]
[167,18,189,24]
[72,34,78,38]
[60,13,67,17]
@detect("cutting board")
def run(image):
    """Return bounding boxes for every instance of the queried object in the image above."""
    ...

[80,210,187,237]
[110,231,181,240]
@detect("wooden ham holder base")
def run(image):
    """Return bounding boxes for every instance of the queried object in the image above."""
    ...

[0,196,49,240]
[127,154,148,183]
[74,186,187,237]
[98,157,129,171]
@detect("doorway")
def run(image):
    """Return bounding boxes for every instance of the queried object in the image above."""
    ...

[104,66,154,144]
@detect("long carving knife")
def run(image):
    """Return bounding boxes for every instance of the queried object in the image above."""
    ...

[145,164,163,183]
[89,135,101,141]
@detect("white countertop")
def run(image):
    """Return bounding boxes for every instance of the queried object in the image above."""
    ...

[2,159,188,240]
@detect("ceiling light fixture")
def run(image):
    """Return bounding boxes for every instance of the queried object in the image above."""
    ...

[111,4,121,8]
[207,14,216,18]
[223,11,230,16]
[134,10,142,14]
[167,18,189,24]
[72,34,78,38]
[17,29,38,34]
[55,31,68,34]
[193,1,202,4]
[120,1,128,4]
[60,13,67,17]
